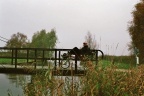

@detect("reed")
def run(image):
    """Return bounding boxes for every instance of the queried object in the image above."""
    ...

[24,60,144,96]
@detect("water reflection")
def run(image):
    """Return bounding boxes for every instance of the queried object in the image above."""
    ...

[25,74,82,96]
[0,73,31,96]
[0,73,83,96]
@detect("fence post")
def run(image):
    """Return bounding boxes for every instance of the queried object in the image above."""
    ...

[136,55,139,66]
[134,47,139,66]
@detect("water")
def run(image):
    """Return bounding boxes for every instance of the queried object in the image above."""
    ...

[0,73,31,96]
[0,73,83,96]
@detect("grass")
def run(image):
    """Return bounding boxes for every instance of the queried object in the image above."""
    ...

[101,55,136,69]
[0,58,32,64]
[100,60,134,69]
[0,58,12,64]
[0,58,41,64]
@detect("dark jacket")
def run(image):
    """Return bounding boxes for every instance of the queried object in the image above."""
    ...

[80,46,91,55]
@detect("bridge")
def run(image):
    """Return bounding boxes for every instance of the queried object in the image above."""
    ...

[0,47,104,76]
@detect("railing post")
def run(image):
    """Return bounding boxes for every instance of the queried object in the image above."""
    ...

[42,50,45,63]
[75,55,78,73]
[11,49,14,65]
[42,50,45,61]
[95,50,104,65]
[15,49,17,68]
[96,50,98,65]
[34,49,37,69]
[27,49,29,63]
[54,49,57,70]
[59,51,61,67]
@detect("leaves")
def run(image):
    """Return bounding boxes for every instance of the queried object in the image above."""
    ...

[5,32,28,48]
[128,0,144,63]
[30,29,57,49]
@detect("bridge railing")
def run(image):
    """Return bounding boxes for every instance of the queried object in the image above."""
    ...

[0,47,104,71]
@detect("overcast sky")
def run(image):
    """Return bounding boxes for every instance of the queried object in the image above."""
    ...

[0,0,140,55]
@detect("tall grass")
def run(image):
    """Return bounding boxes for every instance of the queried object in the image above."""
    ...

[24,60,144,96]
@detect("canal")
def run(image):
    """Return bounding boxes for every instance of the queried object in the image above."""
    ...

[0,73,31,96]
[0,73,82,96]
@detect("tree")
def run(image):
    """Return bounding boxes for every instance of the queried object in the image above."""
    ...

[127,41,135,55]
[30,29,58,57]
[5,32,28,48]
[85,31,98,49]
[128,0,144,63]
[30,29,47,48]
[30,29,57,48]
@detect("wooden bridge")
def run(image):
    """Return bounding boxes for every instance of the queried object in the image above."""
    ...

[0,47,104,76]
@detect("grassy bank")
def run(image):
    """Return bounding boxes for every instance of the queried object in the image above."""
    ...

[102,55,136,69]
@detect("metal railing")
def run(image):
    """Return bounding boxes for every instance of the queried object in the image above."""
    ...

[0,47,104,73]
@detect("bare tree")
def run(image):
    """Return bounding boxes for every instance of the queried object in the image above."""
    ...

[85,31,98,49]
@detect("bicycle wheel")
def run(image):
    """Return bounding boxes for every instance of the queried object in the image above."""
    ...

[60,59,70,69]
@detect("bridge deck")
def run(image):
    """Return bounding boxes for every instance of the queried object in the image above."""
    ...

[0,67,86,76]
[0,64,86,76]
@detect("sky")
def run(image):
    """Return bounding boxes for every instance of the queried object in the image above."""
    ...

[0,0,140,56]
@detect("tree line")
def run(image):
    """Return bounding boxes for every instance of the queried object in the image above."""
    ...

[5,29,97,50]
[5,29,57,49]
